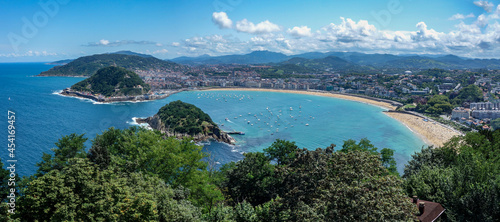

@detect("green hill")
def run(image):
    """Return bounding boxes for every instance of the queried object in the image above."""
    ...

[39,53,184,76]
[157,100,217,135]
[138,100,233,143]
[70,66,150,97]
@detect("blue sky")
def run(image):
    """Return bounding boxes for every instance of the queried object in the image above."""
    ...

[1,0,499,62]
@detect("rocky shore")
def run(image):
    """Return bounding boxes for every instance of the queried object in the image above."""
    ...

[136,115,235,145]
[60,88,176,103]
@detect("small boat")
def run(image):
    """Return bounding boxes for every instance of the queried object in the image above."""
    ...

[247,121,250,124]
[305,123,309,126]
[225,118,229,121]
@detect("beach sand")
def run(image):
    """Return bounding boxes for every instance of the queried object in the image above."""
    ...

[201,87,460,147]
[384,112,461,147]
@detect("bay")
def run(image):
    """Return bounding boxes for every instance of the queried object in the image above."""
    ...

[0,63,426,176]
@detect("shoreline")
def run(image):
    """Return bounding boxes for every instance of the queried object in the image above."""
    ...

[195,87,459,147]
[198,87,399,110]
[58,88,181,104]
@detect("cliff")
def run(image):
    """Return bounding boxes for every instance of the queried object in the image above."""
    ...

[137,101,235,144]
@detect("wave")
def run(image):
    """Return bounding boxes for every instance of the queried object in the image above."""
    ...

[128,117,152,130]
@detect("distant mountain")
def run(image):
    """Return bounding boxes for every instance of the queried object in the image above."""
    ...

[170,50,289,65]
[46,59,74,65]
[39,53,184,76]
[171,50,500,70]
[70,66,150,97]
[281,56,369,72]
[111,50,153,58]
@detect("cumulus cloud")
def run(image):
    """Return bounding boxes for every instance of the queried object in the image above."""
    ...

[171,42,180,47]
[474,1,494,12]
[212,12,232,29]
[476,14,489,26]
[287,26,312,37]
[449,13,475,20]
[235,19,281,34]
[83,40,162,47]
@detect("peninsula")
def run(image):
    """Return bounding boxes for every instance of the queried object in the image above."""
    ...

[137,100,235,144]
[60,66,174,103]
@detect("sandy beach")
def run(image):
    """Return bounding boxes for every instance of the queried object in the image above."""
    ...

[201,87,461,147]
[385,112,461,147]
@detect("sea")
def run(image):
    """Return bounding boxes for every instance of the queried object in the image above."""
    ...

[0,63,427,176]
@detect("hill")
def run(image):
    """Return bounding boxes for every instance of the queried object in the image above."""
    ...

[39,53,184,76]
[70,66,150,97]
[137,100,234,144]
[170,50,289,65]
[171,50,500,69]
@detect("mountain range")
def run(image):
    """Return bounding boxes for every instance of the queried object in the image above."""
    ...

[170,50,500,70]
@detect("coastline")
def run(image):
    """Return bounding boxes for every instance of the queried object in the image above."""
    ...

[58,88,180,104]
[196,87,459,147]
[384,112,461,147]
[199,87,398,110]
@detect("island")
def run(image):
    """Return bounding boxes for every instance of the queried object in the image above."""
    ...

[60,66,174,103]
[136,100,235,144]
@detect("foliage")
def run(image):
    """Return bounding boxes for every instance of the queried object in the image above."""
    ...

[39,53,184,76]
[222,152,277,206]
[18,158,201,222]
[403,131,500,221]
[491,118,500,131]
[89,127,224,212]
[452,84,483,105]
[35,133,87,177]
[340,138,398,175]
[157,100,216,135]
[424,94,454,114]
[263,139,299,165]
[71,66,150,97]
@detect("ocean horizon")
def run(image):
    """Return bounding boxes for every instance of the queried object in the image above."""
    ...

[1,63,427,176]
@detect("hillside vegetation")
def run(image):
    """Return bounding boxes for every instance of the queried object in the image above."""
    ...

[71,66,150,97]
[39,53,183,76]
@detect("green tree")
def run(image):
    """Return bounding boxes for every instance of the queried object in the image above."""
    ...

[18,158,201,221]
[222,152,276,206]
[403,131,500,221]
[491,118,500,131]
[35,133,87,176]
[341,138,398,175]
[264,139,299,165]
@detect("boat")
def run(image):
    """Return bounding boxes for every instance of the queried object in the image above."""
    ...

[225,118,229,121]
[305,123,309,126]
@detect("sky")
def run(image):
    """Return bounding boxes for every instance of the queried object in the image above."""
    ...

[1,0,500,62]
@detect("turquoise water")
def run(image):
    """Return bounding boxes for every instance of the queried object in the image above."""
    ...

[0,63,426,176]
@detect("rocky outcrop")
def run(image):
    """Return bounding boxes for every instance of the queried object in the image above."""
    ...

[137,115,235,145]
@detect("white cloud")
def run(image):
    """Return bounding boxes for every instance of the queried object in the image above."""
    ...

[84,40,162,47]
[287,26,312,37]
[0,50,57,57]
[449,13,475,20]
[99,39,109,45]
[235,19,281,34]
[474,1,494,12]
[476,14,489,26]
[212,12,233,29]
[151,49,168,54]
[171,42,180,47]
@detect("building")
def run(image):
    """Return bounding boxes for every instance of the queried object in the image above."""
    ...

[451,108,470,120]
[412,196,446,222]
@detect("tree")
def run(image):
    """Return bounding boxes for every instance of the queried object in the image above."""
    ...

[341,138,398,175]
[18,158,201,221]
[425,94,453,114]
[276,146,417,221]
[35,133,87,176]
[222,152,277,206]
[491,118,500,131]
[264,139,299,165]
[403,131,500,221]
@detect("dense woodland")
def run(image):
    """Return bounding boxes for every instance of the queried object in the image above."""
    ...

[1,125,498,221]
[39,53,183,77]
[71,66,150,97]
[157,100,217,135]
